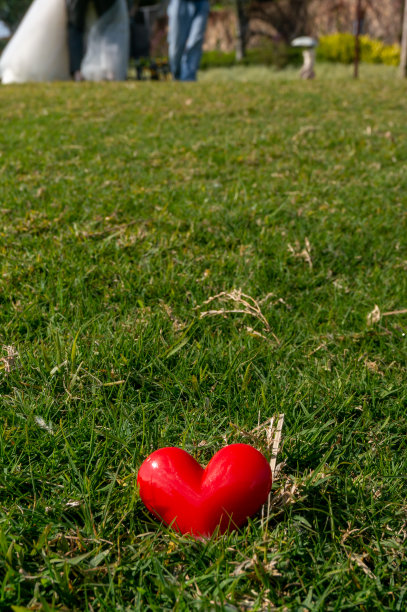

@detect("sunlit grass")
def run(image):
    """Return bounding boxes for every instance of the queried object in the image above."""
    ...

[1,66,407,609]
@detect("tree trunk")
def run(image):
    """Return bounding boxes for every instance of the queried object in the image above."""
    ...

[235,0,249,61]
[353,0,363,79]
[400,0,407,76]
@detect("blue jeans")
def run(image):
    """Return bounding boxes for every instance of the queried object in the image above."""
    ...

[167,0,209,81]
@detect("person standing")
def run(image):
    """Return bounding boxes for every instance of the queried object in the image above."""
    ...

[66,0,116,80]
[167,0,209,81]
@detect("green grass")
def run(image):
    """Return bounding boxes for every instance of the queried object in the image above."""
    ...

[1,65,407,610]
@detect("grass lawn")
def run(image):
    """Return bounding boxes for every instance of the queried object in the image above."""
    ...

[1,64,407,610]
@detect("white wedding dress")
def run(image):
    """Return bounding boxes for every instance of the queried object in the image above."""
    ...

[81,0,129,82]
[0,0,129,83]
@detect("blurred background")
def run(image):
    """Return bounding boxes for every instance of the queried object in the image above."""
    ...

[0,0,404,75]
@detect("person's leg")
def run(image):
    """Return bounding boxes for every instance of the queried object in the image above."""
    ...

[167,0,193,80]
[180,0,209,81]
[66,0,89,76]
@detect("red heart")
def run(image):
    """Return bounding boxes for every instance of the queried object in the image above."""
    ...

[137,444,272,537]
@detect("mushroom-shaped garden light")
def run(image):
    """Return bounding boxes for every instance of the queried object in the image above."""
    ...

[291,36,318,79]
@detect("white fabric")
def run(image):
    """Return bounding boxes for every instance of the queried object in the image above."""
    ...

[81,0,129,81]
[0,0,69,83]
[0,0,129,84]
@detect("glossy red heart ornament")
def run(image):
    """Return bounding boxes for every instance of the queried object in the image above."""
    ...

[137,444,272,537]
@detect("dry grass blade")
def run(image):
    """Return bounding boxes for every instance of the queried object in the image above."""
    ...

[288,238,313,268]
[198,289,270,329]
[78,220,138,239]
[270,414,285,477]
[367,304,407,327]
[34,416,55,435]
[1,345,19,375]
[382,308,407,317]
[367,304,381,326]
[260,414,285,530]
[196,289,280,342]
[349,553,376,580]
[232,554,281,578]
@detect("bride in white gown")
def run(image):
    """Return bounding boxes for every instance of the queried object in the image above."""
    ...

[0,0,129,83]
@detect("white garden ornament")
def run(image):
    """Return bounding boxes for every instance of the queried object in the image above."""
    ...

[291,36,318,80]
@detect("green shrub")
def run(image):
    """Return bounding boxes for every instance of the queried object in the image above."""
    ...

[200,50,236,70]
[317,32,356,64]
[360,35,400,66]
[245,40,302,69]
[202,32,399,71]
[317,32,400,66]
[380,43,400,66]
[200,41,302,70]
